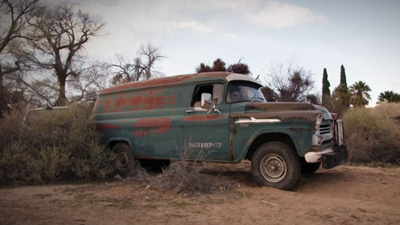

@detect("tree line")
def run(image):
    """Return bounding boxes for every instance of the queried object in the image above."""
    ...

[1,0,396,119]
[0,0,164,117]
[321,65,399,116]
[197,58,398,117]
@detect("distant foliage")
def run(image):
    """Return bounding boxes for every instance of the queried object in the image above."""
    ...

[262,63,316,103]
[211,58,227,72]
[340,65,347,86]
[322,68,331,107]
[349,81,371,108]
[0,103,115,185]
[227,63,250,75]
[260,86,278,102]
[110,44,164,85]
[378,91,400,104]
[330,84,350,117]
[196,63,212,73]
[196,58,251,75]
[328,65,351,117]
[343,103,400,165]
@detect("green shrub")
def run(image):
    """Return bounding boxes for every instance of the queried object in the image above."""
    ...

[0,104,26,149]
[0,143,42,185]
[0,103,115,185]
[343,103,400,165]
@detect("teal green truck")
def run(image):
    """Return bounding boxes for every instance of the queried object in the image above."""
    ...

[93,72,348,190]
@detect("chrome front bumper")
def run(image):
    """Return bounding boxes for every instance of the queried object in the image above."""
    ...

[305,119,348,168]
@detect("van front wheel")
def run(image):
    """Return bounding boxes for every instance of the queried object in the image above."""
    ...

[113,142,136,177]
[251,142,301,190]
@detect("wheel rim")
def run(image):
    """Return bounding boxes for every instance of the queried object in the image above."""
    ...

[260,153,287,183]
[116,152,129,170]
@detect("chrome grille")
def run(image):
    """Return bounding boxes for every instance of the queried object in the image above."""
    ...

[319,123,331,134]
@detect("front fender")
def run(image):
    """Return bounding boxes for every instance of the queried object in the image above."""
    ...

[232,125,314,162]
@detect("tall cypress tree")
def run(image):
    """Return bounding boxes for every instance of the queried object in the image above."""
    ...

[322,68,331,106]
[340,65,347,86]
[331,64,350,116]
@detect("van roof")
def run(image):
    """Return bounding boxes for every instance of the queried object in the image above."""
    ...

[100,72,261,94]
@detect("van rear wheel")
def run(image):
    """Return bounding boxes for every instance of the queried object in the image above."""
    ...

[251,142,301,190]
[112,142,136,177]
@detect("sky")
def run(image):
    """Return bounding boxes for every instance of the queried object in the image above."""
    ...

[65,0,399,106]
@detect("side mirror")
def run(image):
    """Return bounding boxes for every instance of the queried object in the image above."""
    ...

[201,93,212,109]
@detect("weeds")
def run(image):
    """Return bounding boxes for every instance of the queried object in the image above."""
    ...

[127,149,235,195]
[343,103,400,165]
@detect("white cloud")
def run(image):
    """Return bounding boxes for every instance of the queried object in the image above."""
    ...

[246,1,326,28]
[224,33,241,39]
[76,0,326,60]
[174,20,215,34]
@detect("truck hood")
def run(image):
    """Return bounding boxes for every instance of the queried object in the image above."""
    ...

[245,102,333,120]
[245,102,316,112]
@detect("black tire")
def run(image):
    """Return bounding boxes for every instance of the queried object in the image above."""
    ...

[112,142,136,177]
[301,162,321,174]
[251,142,301,190]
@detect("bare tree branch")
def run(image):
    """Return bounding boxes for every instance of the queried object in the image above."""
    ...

[262,62,316,102]
[25,3,104,106]
[109,44,164,85]
[0,0,40,115]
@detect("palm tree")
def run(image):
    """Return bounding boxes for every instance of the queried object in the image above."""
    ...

[349,81,371,107]
[378,91,400,103]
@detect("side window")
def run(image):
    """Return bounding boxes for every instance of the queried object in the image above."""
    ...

[190,84,213,107]
[190,83,224,108]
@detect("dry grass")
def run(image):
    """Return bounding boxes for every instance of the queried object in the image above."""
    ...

[343,103,400,165]
[126,149,235,195]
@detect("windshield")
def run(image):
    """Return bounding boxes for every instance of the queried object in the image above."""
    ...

[226,81,266,103]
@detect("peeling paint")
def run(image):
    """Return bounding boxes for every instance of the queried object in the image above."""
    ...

[183,114,226,122]
[246,102,316,112]
[230,138,235,161]
[133,118,173,134]
[96,124,120,129]
[100,72,231,94]
[113,94,177,112]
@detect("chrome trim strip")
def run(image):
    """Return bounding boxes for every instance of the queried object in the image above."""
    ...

[235,117,281,124]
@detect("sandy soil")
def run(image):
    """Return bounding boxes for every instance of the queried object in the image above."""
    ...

[1,163,399,225]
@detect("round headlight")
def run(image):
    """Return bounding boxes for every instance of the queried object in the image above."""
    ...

[315,114,323,130]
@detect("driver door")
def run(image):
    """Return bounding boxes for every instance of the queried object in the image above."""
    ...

[182,83,231,161]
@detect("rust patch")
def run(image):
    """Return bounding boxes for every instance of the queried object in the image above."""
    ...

[184,114,226,122]
[230,138,235,161]
[132,130,143,137]
[113,94,176,112]
[101,76,193,94]
[133,118,173,134]
[96,124,120,130]
[100,72,231,94]
[246,102,315,112]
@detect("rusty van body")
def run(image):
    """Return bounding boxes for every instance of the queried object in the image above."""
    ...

[93,72,348,190]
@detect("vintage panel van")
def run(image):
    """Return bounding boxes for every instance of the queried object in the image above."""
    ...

[93,72,348,190]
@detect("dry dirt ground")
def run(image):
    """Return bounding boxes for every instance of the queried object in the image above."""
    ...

[1,163,399,225]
